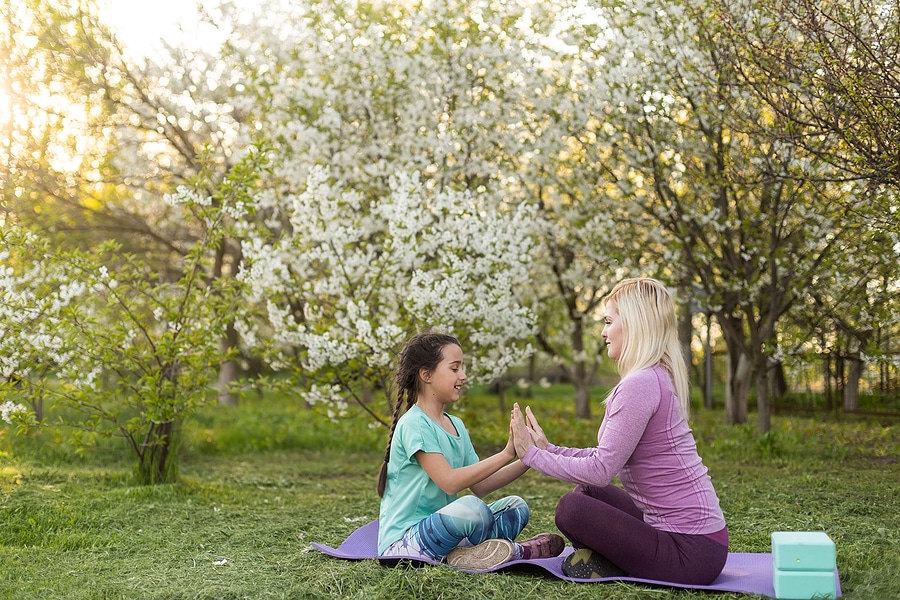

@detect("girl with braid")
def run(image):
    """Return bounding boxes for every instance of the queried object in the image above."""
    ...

[377,332,564,569]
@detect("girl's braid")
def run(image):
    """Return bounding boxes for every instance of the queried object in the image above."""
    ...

[376,352,418,497]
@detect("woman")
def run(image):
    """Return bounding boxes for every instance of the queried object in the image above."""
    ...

[512,278,727,584]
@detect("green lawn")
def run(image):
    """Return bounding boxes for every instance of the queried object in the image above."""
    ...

[1,386,899,599]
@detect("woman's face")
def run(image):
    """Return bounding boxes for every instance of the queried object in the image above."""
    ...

[601,303,624,361]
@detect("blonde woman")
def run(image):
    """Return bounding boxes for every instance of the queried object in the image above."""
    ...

[512,278,727,584]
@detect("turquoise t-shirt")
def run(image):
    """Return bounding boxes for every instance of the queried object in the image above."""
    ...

[377,405,479,554]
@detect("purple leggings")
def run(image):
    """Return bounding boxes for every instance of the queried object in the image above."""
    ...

[555,484,728,585]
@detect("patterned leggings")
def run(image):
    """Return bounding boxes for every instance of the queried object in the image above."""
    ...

[381,494,529,561]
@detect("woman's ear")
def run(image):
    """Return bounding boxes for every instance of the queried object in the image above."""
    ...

[419,367,432,384]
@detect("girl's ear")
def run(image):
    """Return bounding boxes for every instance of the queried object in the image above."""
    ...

[419,367,432,384]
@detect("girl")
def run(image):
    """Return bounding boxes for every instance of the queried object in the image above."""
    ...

[512,278,728,584]
[377,332,563,569]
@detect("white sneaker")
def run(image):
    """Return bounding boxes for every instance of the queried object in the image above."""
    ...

[446,539,515,569]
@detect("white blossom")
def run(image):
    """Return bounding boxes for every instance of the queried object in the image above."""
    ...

[0,401,27,425]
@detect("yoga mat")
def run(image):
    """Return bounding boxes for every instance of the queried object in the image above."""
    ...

[311,520,843,598]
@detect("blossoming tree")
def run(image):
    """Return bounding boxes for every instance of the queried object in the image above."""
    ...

[577,0,889,431]
[221,0,639,417]
[237,167,537,419]
[0,146,265,483]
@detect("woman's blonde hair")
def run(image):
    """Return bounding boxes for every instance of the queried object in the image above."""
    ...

[603,278,691,418]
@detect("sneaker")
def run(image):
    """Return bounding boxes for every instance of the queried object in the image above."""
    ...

[561,547,627,579]
[446,538,515,569]
[519,533,565,560]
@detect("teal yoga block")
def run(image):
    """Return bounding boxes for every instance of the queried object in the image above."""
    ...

[772,531,836,571]
[773,568,836,600]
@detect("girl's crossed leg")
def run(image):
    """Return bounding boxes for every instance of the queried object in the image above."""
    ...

[381,494,529,561]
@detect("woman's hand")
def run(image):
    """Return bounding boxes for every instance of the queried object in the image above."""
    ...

[524,405,549,450]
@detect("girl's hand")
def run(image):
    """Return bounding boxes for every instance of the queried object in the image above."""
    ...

[525,406,549,450]
[503,421,517,460]
[511,403,535,458]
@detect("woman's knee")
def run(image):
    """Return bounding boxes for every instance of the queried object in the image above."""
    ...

[555,491,583,532]
[556,490,586,515]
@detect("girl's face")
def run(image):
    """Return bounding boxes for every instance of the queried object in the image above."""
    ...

[601,303,624,361]
[421,344,467,403]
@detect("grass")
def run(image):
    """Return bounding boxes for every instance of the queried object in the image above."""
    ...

[1,384,899,599]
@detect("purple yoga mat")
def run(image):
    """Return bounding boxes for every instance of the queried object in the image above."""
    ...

[310,520,842,598]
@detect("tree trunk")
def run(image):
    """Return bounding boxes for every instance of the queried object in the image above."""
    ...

[571,315,591,419]
[726,350,751,424]
[217,322,240,405]
[843,352,863,412]
[678,300,695,391]
[769,359,787,401]
[756,355,771,434]
[573,375,590,419]
[138,419,179,485]
[836,344,846,402]
[704,314,714,409]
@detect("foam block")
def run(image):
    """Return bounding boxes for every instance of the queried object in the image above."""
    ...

[772,531,836,571]
[773,567,837,599]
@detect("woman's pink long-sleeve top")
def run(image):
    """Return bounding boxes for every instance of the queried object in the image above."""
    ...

[522,365,726,535]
